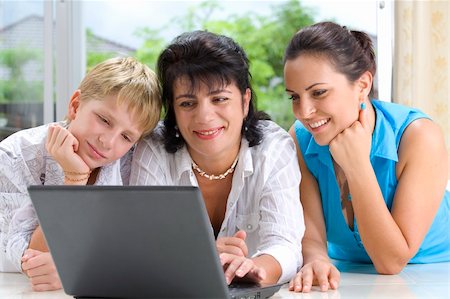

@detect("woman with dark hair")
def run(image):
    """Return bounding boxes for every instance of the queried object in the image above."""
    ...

[131,30,305,284]
[284,21,449,292]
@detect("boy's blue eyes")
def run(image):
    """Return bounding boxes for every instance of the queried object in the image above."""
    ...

[98,115,109,124]
[122,134,132,142]
[97,114,133,142]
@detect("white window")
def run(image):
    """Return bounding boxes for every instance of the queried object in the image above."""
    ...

[0,0,390,139]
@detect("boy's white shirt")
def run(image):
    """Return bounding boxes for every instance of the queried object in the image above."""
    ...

[0,122,129,272]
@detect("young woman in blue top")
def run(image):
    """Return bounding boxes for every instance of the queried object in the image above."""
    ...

[283,21,450,293]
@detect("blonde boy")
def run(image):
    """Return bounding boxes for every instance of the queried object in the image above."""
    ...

[0,57,161,291]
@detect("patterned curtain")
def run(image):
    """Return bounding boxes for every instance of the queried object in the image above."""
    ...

[393,0,449,176]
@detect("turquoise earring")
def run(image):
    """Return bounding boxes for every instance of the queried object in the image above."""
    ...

[360,102,366,110]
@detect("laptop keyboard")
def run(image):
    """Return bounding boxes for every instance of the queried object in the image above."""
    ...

[229,282,262,299]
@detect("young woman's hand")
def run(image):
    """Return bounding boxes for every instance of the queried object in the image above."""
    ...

[21,249,62,291]
[216,230,248,257]
[46,124,90,178]
[289,259,340,293]
[219,253,266,285]
[329,106,372,174]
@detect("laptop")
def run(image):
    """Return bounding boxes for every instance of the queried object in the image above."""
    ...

[28,185,283,299]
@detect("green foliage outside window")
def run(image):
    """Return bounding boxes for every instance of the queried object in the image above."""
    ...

[0,0,316,133]
[132,0,315,129]
[86,28,117,73]
[0,48,43,103]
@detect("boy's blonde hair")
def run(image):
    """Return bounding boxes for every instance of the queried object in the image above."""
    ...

[78,57,161,137]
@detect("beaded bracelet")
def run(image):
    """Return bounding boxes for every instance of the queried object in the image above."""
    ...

[63,170,91,176]
[64,174,90,182]
[63,170,91,182]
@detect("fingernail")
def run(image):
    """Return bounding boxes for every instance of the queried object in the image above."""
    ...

[360,102,366,110]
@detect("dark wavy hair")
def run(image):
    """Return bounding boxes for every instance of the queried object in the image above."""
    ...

[157,30,270,153]
[284,21,376,95]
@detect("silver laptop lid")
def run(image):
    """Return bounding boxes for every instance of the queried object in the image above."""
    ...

[29,185,230,298]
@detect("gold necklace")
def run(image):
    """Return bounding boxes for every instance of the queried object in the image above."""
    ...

[192,156,239,180]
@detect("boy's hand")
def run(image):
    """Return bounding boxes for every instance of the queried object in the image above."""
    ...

[46,124,90,175]
[219,253,266,285]
[216,230,248,257]
[21,249,62,291]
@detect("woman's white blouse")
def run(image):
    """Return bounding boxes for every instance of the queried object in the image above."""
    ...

[130,120,305,283]
[0,123,128,272]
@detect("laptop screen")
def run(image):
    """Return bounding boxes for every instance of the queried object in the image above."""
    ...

[28,185,282,298]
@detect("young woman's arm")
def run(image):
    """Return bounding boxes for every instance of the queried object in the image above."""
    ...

[288,126,340,293]
[333,115,448,274]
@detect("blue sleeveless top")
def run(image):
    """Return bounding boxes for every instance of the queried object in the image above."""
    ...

[294,100,450,263]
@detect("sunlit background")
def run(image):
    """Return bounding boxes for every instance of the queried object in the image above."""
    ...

[0,0,379,139]
[2,1,448,176]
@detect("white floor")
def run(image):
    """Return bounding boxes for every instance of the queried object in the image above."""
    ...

[275,261,450,299]
[1,261,448,299]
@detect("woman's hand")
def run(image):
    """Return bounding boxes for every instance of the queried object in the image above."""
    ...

[329,105,372,174]
[289,259,340,293]
[46,125,91,180]
[21,249,62,291]
[216,230,248,257]
[219,252,266,285]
